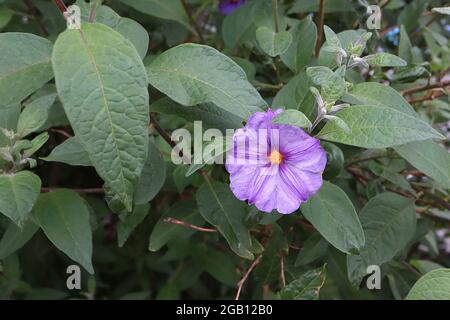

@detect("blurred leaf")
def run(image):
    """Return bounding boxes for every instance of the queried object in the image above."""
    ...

[363,53,407,67]
[222,0,257,49]
[33,189,94,274]
[398,0,429,32]
[119,0,190,30]
[398,25,413,64]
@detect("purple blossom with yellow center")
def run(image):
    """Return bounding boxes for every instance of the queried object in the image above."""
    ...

[218,0,245,15]
[225,109,327,214]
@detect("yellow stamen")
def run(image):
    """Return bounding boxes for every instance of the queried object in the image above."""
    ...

[268,150,283,164]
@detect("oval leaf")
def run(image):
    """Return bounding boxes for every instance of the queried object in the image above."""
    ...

[318,105,444,148]
[301,181,365,254]
[147,43,266,120]
[32,189,94,274]
[52,23,149,211]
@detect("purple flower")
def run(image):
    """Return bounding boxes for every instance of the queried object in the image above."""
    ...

[225,109,327,214]
[218,0,245,15]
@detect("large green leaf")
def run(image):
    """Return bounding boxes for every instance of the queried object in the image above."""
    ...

[318,105,444,148]
[256,27,292,57]
[0,220,39,259]
[52,23,149,211]
[147,44,266,120]
[406,268,450,300]
[41,137,90,167]
[0,33,53,109]
[347,193,416,285]
[301,182,365,254]
[394,140,450,190]
[134,140,166,205]
[281,16,317,73]
[32,189,94,274]
[279,265,327,300]
[119,0,190,29]
[196,181,253,259]
[363,53,407,67]
[0,171,41,226]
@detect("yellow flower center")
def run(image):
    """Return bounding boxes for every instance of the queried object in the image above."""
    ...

[268,150,283,164]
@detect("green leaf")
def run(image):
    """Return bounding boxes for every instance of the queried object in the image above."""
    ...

[117,203,150,247]
[256,27,292,57]
[77,1,149,59]
[24,132,49,158]
[307,66,346,102]
[200,250,239,286]
[186,138,231,177]
[134,140,166,204]
[272,73,315,118]
[0,220,39,259]
[272,109,312,129]
[279,265,327,300]
[301,182,365,254]
[347,193,416,286]
[399,25,413,64]
[295,234,329,266]
[149,200,203,251]
[0,171,41,226]
[32,189,94,274]
[52,23,149,211]
[41,137,90,167]
[17,94,55,138]
[342,82,416,116]
[406,268,450,300]
[394,140,450,190]
[196,181,253,259]
[0,33,53,109]
[398,0,429,32]
[363,53,407,67]
[222,0,257,49]
[148,44,266,120]
[119,0,190,30]
[318,105,444,148]
[151,97,242,132]
[0,7,13,30]
[323,25,341,49]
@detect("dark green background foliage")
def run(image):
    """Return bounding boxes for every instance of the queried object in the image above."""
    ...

[0,0,449,300]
